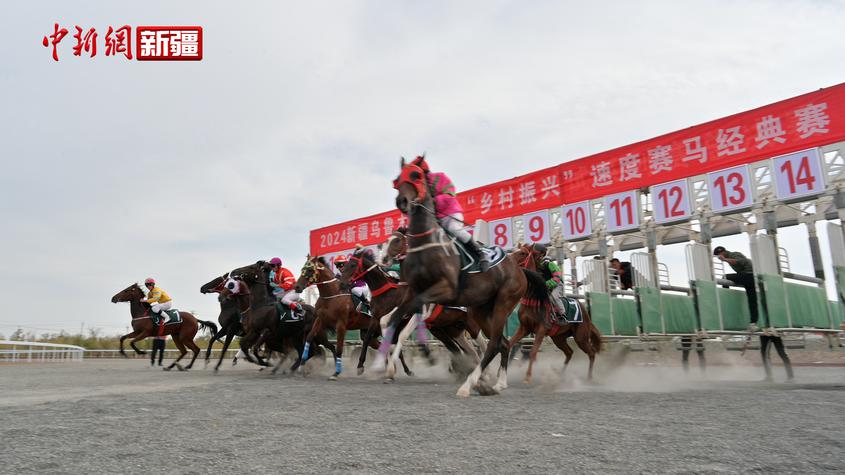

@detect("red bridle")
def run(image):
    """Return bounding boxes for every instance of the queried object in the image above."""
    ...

[393,164,428,201]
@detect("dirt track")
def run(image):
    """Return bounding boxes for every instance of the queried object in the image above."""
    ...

[2,348,844,474]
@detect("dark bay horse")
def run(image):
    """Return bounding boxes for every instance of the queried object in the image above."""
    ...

[227,261,323,371]
[509,244,602,382]
[339,246,482,380]
[390,160,546,397]
[294,256,403,380]
[111,284,217,370]
[200,273,244,371]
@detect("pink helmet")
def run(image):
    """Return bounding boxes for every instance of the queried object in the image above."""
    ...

[144,278,156,285]
[269,257,282,266]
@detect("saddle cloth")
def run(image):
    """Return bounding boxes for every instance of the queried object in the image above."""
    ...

[456,243,508,273]
[152,309,182,325]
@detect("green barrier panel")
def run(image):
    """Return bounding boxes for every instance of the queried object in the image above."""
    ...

[693,279,752,331]
[587,292,613,336]
[717,287,753,331]
[692,280,720,331]
[829,300,845,329]
[612,298,640,336]
[784,282,831,329]
[662,293,698,334]
[758,274,788,328]
[637,287,663,334]
[505,306,520,338]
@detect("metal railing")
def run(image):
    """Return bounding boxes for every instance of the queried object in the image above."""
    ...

[0,340,84,362]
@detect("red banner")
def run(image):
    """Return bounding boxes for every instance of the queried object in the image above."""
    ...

[312,83,845,255]
[559,82,845,203]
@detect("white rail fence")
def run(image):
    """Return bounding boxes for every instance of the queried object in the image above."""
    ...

[0,340,85,362]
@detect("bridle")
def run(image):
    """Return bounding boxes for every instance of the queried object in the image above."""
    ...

[302,259,338,286]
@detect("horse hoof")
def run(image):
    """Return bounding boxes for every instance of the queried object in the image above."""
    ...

[406,371,415,377]
[214,367,220,373]
[383,377,395,384]
[522,378,531,385]
[176,364,185,372]
[427,357,437,367]
[163,367,172,372]
[357,367,365,376]
[456,387,471,398]
[328,374,338,381]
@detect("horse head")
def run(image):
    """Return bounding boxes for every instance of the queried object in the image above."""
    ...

[200,273,229,294]
[111,283,145,303]
[393,160,431,214]
[511,243,545,271]
[340,246,376,286]
[296,255,334,293]
[378,227,408,267]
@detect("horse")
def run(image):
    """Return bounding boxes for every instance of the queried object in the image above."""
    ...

[227,261,324,372]
[294,255,412,380]
[111,284,218,371]
[199,273,245,371]
[509,243,602,382]
[339,245,483,380]
[390,159,547,397]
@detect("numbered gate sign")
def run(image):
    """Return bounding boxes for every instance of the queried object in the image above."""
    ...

[772,148,824,201]
[707,165,752,213]
[650,179,691,224]
[604,190,641,233]
[489,217,514,249]
[561,201,592,240]
[522,210,550,244]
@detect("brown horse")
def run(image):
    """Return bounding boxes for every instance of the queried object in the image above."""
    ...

[339,246,483,379]
[294,255,410,380]
[509,244,602,382]
[391,160,546,397]
[111,284,217,370]
[200,273,244,371]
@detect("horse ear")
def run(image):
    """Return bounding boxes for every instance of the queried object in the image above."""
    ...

[400,156,405,167]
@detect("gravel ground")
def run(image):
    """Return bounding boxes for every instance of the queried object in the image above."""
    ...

[2,347,845,474]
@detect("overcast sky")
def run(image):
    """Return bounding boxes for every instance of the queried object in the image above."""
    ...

[2,1,845,337]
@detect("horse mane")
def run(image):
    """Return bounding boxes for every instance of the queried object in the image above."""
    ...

[316,256,329,267]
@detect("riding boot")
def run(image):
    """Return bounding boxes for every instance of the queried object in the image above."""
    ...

[469,240,491,272]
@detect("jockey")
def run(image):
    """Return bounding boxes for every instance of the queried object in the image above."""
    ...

[335,251,371,310]
[533,245,567,324]
[268,257,303,318]
[141,278,173,324]
[411,155,490,272]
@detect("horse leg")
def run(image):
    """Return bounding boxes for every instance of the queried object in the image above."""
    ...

[331,324,347,380]
[204,325,229,366]
[164,335,188,371]
[214,331,236,372]
[294,319,322,374]
[251,329,272,368]
[182,327,203,370]
[119,331,138,357]
[507,324,527,362]
[128,330,151,355]
[524,327,546,385]
[386,314,417,381]
[554,335,575,374]
[356,323,378,375]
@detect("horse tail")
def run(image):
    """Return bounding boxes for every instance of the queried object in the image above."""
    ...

[584,302,603,354]
[198,319,218,337]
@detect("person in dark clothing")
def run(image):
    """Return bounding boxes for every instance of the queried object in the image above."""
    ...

[151,335,166,367]
[714,246,758,330]
[760,335,794,382]
[609,258,633,290]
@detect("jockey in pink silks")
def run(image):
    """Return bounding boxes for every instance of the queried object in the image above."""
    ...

[410,155,490,272]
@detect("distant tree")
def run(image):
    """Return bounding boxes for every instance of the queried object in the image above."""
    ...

[10,328,24,340]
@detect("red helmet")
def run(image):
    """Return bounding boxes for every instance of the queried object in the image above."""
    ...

[144,278,156,285]
[411,155,430,173]
[334,255,348,265]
